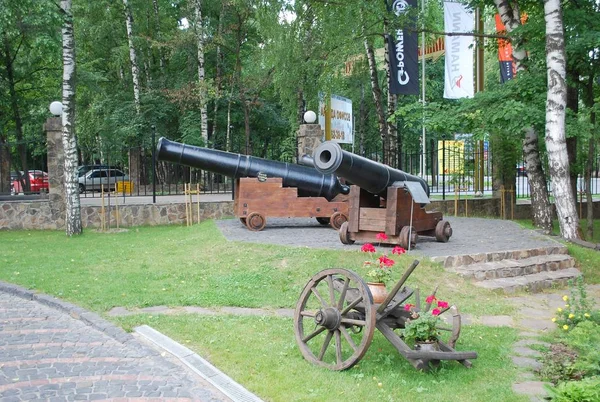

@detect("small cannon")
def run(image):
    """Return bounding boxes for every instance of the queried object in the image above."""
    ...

[294,260,477,371]
[156,138,350,231]
[312,141,452,248]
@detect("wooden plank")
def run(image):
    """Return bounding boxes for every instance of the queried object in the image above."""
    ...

[385,187,398,235]
[348,186,361,232]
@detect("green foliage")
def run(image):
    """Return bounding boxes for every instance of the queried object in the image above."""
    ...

[402,312,442,343]
[552,277,599,331]
[545,377,600,402]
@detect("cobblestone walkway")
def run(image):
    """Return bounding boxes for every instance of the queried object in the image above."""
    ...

[0,290,231,402]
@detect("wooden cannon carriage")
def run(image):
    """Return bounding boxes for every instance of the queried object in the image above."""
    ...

[312,142,452,248]
[156,138,350,231]
[294,260,477,371]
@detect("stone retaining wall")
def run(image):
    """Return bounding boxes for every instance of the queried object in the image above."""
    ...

[3,197,600,231]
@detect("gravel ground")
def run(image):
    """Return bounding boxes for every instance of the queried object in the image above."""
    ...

[215,216,564,258]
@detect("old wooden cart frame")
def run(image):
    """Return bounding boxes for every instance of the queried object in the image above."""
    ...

[294,260,477,371]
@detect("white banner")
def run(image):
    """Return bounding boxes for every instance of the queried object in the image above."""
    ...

[318,94,353,144]
[443,1,474,99]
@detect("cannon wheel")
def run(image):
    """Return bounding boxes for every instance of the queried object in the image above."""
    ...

[245,212,266,231]
[316,217,330,225]
[330,211,348,231]
[435,220,452,243]
[399,226,418,249]
[339,221,355,245]
[294,268,375,370]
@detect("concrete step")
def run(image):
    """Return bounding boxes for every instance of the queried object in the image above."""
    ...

[451,254,576,280]
[473,268,581,294]
[432,245,569,268]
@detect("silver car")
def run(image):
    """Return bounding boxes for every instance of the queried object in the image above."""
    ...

[78,168,129,193]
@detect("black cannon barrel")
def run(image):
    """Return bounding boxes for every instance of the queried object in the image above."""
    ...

[156,138,349,200]
[312,141,429,198]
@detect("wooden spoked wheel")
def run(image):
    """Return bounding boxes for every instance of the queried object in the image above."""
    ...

[294,268,376,370]
[339,221,355,245]
[316,217,330,225]
[329,211,348,230]
[245,212,266,231]
[434,305,462,349]
[435,220,452,243]
[399,226,418,249]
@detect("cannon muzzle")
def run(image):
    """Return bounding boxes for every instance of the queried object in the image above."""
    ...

[313,141,429,198]
[156,138,349,200]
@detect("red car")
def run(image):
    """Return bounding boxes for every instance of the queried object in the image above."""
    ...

[11,170,49,194]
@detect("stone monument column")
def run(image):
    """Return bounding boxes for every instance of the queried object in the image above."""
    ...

[297,123,323,163]
[44,117,66,227]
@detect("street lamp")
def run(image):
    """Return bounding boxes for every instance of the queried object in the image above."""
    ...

[49,101,63,116]
[303,110,317,124]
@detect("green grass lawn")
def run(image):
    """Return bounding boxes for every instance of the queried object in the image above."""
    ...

[4,220,597,401]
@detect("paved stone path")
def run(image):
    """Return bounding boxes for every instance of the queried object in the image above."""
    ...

[0,286,232,402]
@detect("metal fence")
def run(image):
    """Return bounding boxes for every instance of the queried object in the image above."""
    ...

[0,139,48,197]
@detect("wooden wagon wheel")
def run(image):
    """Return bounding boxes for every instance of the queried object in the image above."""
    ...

[316,217,330,225]
[435,220,452,243]
[294,268,376,370]
[245,212,266,231]
[329,211,348,230]
[399,226,418,249]
[339,221,355,245]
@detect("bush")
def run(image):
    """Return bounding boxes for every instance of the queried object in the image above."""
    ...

[552,276,600,332]
[546,377,600,402]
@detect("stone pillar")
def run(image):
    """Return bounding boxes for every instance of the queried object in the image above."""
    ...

[44,117,66,226]
[297,124,323,162]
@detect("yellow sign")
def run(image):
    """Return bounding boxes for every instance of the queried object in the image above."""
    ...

[438,141,465,174]
[115,180,133,194]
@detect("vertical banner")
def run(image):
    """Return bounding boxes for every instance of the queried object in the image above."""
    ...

[495,14,516,83]
[388,0,419,95]
[443,1,474,99]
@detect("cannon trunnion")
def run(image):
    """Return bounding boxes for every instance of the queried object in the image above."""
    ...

[156,138,349,231]
[312,141,452,248]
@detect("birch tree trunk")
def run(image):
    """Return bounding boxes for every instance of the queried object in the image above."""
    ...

[364,37,387,162]
[543,0,580,240]
[192,0,209,146]
[152,0,166,73]
[122,0,141,189]
[60,0,82,236]
[213,1,226,143]
[493,0,552,230]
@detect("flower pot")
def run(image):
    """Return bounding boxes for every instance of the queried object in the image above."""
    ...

[414,341,440,352]
[367,282,388,304]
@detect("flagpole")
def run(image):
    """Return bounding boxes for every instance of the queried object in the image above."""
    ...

[421,0,426,179]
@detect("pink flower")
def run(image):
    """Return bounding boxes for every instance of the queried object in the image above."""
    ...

[378,255,395,267]
[404,303,415,311]
[425,295,437,304]
[391,246,406,255]
[361,243,376,253]
[375,232,388,241]
[437,300,449,309]
[432,308,441,316]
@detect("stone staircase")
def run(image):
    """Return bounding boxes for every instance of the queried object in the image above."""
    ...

[432,245,581,294]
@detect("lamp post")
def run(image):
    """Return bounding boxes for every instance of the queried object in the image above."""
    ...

[49,101,63,116]
[303,110,317,124]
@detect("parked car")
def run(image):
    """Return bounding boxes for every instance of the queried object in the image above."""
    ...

[77,164,116,177]
[11,170,49,194]
[78,168,128,193]
[517,163,527,177]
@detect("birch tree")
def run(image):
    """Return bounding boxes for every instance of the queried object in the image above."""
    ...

[543,0,580,239]
[191,0,208,146]
[59,0,82,236]
[493,0,553,234]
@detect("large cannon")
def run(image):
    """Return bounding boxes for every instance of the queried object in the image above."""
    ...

[312,141,452,248]
[156,138,350,231]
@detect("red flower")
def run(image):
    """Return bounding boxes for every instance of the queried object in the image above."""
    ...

[404,303,415,311]
[432,308,441,316]
[378,255,395,267]
[425,295,437,304]
[361,243,376,253]
[375,232,388,241]
[437,300,449,309]
[391,246,406,255]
